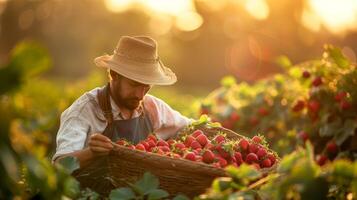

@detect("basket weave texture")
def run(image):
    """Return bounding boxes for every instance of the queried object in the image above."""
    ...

[72,126,278,198]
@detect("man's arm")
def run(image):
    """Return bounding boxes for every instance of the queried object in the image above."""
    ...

[54,133,113,168]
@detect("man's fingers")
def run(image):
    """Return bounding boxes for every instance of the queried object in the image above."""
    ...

[90,133,111,142]
[89,140,113,149]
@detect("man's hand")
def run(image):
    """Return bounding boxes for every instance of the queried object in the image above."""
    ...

[88,133,114,156]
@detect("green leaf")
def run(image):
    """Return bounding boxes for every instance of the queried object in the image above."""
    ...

[226,164,261,185]
[57,156,80,174]
[275,55,292,69]
[147,189,169,200]
[221,76,236,88]
[325,45,350,68]
[172,194,190,200]
[63,177,80,198]
[212,177,233,192]
[134,172,160,195]
[109,188,136,200]
[288,67,301,79]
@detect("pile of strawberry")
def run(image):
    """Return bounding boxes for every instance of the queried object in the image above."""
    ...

[115,129,278,170]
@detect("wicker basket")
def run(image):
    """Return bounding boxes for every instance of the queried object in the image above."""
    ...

[72,126,278,198]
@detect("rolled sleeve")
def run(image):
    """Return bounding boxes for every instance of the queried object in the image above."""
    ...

[52,116,89,162]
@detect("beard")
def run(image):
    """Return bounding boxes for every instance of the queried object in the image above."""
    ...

[114,92,141,110]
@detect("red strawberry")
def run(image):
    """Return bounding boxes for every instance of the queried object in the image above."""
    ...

[147,134,157,143]
[298,131,309,142]
[218,157,228,168]
[159,146,170,152]
[200,108,209,115]
[326,141,338,154]
[212,162,221,168]
[135,144,146,151]
[234,152,243,164]
[340,100,351,110]
[184,135,195,147]
[256,148,267,159]
[147,140,156,148]
[230,112,240,122]
[127,145,135,150]
[239,139,249,151]
[248,143,259,153]
[167,139,176,146]
[216,144,231,159]
[174,143,186,150]
[196,134,208,147]
[312,76,323,87]
[190,141,202,149]
[140,141,149,150]
[302,70,310,78]
[116,139,127,146]
[214,135,226,144]
[258,107,269,116]
[246,153,258,164]
[267,153,276,165]
[202,150,215,164]
[192,130,204,138]
[172,153,181,159]
[249,117,259,126]
[157,140,169,147]
[205,142,215,150]
[335,91,347,102]
[308,100,320,113]
[292,100,305,112]
[184,152,196,161]
[316,154,328,166]
[252,136,262,144]
[260,158,272,168]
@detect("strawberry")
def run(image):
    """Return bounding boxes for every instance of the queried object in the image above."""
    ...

[316,154,328,166]
[205,142,215,150]
[258,107,269,116]
[312,76,323,87]
[302,70,310,78]
[298,131,309,142]
[308,100,320,113]
[159,146,170,152]
[167,139,176,146]
[147,140,156,148]
[212,162,221,168]
[157,140,169,147]
[172,153,181,159]
[260,158,272,168]
[190,141,202,150]
[196,155,203,162]
[147,134,157,143]
[202,150,215,164]
[127,145,135,150]
[249,116,259,126]
[139,141,149,151]
[246,153,258,164]
[116,139,127,146]
[335,91,347,102]
[248,143,259,153]
[267,153,276,165]
[326,141,338,154]
[256,148,267,159]
[216,143,231,159]
[218,157,228,168]
[196,134,208,147]
[192,130,204,138]
[340,100,351,110]
[252,136,262,144]
[184,152,196,161]
[174,142,186,151]
[214,135,226,144]
[292,100,305,112]
[234,152,243,164]
[184,135,195,147]
[239,139,249,151]
[230,112,240,122]
[135,144,146,151]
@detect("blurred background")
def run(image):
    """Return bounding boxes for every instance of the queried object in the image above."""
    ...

[1,0,357,90]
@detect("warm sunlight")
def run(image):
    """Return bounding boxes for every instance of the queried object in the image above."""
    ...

[306,0,357,35]
[244,0,270,20]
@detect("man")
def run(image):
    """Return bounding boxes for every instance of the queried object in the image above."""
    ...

[53,36,192,167]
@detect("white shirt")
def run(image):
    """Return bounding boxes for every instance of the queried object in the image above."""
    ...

[52,86,193,162]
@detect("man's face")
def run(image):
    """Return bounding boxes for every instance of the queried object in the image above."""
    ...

[111,73,152,110]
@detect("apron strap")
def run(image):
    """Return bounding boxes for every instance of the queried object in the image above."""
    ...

[97,83,114,124]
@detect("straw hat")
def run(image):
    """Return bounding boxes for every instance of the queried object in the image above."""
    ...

[94,36,177,85]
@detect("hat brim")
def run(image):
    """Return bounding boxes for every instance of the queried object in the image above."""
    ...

[94,55,177,85]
